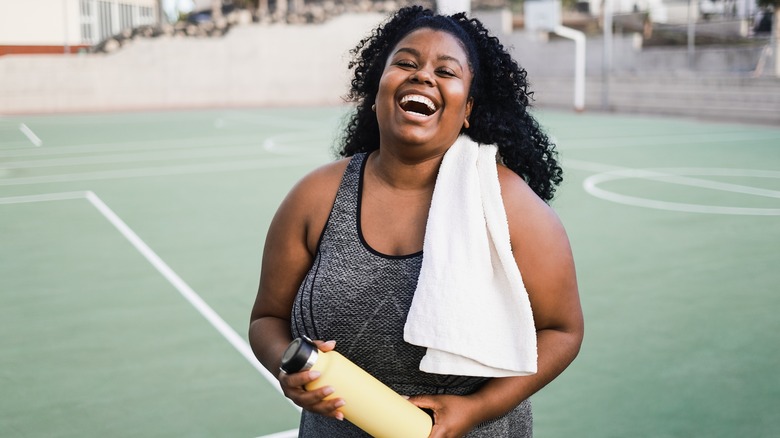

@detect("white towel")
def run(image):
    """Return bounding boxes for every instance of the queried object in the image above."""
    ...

[403,136,537,377]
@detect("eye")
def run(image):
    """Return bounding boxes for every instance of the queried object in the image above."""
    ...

[395,60,417,69]
[436,68,457,77]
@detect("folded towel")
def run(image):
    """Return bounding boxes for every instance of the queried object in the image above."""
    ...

[403,136,537,377]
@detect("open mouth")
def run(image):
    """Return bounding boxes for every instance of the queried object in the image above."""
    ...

[399,94,438,117]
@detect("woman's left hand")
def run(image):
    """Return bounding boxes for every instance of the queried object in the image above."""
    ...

[408,394,481,438]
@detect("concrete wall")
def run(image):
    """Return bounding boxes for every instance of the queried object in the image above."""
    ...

[504,33,767,77]
[472,8,767,78]
[0,13,386,114]
[1,9,777,124]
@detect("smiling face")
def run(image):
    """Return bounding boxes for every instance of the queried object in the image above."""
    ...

[375,28,473,155]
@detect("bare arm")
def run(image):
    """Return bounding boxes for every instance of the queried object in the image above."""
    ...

[411,166,584,436]
[248,159,350,419]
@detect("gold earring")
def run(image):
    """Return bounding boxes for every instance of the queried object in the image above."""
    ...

[463,119,470,129]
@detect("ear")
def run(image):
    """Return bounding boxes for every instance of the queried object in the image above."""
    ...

[463,97,474,129]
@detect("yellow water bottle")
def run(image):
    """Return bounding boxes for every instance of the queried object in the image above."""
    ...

[280,336,433,438]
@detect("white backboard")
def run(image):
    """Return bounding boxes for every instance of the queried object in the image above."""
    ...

[524,0,562,32]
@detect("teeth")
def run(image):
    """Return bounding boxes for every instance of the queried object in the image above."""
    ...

[400,94,436,113]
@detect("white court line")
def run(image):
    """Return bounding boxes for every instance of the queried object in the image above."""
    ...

[0,156,324,186]
[621,168,780,199]
[0,191,87,205]
[0,134,267,158]
[3,134,331,170]
[567,160,780,199]
[556,130,780,150]
[0,110,342,158]
[565,159,780,215]
[262,131,334,155]
[5,108,337,130]
[2,143,282,170]
[219,110,343,130]
[19,123,43,147]
[563,158,624,174]
[0,191,300,412]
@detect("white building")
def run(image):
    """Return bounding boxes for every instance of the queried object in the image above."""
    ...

[585,0,758,23]
[0,0,159,55]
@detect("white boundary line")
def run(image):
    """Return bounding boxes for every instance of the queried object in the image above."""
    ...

[2,143,293,170]
[0,134,267,158]
[556,130,780,150]
[0,191,87,204]
[0,109,344,159]
[590,168,780,199]
[0,157,322,186]
[0,191,300,414]
[3,132,332,171]
[262,129,338,155]
[19,123,43,147]
[563,158,623,174]
[568,160,780,216]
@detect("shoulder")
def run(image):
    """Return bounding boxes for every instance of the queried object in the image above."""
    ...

[496,164,568,250]
[281,156,351,218]
[276,157,353,251]
[292,157,352,197]
[496,165,557,222]
[496,165,576,311]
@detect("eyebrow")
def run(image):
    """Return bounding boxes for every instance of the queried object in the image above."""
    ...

[394,47,464,69]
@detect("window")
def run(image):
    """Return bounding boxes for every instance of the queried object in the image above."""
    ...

[119,4,132,31]
[80,0,97,44]
[139,6,154,25]
[97,1,115,41]
[83,1,158,44]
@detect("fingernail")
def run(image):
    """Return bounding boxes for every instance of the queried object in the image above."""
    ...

[401,395,410,400]
[335,412,344,421]
[309,371,321,379]
[335,399,346,408]
[322,386,334,396]
[325,340,336,346]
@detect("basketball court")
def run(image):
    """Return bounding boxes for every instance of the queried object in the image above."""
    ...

[1,106,779,437]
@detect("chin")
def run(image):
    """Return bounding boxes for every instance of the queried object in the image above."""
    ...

[389,131,436,148]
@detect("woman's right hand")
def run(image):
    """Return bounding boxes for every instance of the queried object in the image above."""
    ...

[278,339,346,420]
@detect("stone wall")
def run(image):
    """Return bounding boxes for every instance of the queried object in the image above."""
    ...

[0,13,386,114]
[1,8,777,124]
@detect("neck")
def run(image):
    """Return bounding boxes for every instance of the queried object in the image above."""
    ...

[368,148,443,192]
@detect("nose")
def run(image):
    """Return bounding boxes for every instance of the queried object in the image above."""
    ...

[410,70,435,86]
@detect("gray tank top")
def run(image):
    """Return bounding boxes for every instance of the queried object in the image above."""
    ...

[291,152,532,437]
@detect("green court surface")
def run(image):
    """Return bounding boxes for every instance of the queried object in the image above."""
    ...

[1,107,778,437]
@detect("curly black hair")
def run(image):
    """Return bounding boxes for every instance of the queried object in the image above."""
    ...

[337,6,563,202]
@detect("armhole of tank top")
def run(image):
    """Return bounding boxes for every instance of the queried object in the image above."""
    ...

[310,154,363,256]
[356,152,424,260]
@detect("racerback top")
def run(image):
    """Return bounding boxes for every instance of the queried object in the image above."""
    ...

[290,152,531,437]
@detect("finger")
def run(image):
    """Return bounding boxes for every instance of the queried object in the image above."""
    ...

[279,371,347,417]
[280,381,334,409]
[408,394,437,411]
[313,339,337,352]
[296,384,336,406]
[280,369,321,388]
[294,385,346,418]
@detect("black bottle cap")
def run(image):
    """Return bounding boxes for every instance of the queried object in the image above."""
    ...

[280,336,318,374]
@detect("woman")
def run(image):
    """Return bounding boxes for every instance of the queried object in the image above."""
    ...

[249,6,583,437]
